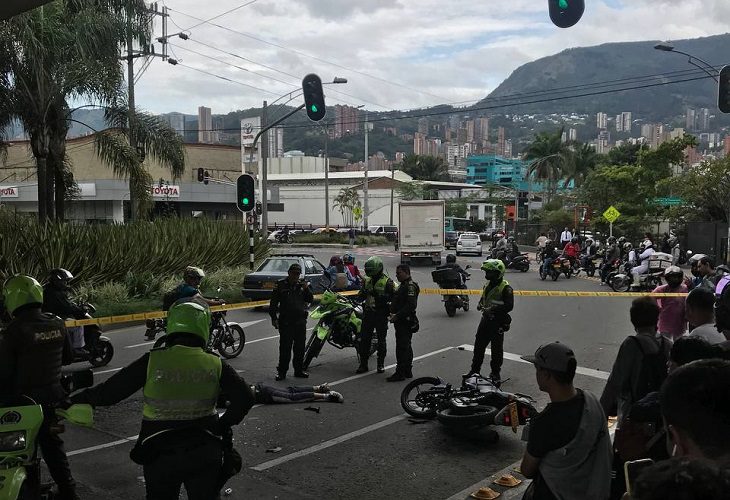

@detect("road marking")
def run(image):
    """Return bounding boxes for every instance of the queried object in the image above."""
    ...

[457,345,609,380]
[246,334,280,345]
[94,367,122,375]
[67,435,138,456]
[240,319,268,328]
[124,319,268,349]
[250,414,408,471]
[125,341,155,349]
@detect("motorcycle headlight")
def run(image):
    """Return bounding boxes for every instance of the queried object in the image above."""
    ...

[0,430,27,451]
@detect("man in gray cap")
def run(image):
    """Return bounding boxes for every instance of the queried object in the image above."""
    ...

[270,263,314,380]
[519,342,612,500]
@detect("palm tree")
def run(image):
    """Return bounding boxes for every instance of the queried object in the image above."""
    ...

[333,187,361,227]
[522,128,569,203]
[401,154,449,181]
[562,142,598,188]
[0,0,168,221]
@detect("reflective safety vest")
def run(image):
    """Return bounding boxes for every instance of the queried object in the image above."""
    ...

[364,274,390,310]
[480,279,509,310]
[143,345,222,421]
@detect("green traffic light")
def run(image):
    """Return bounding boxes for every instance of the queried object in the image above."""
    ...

[558,0,568,8]
[242,197,249,204]
[310,104,318,113]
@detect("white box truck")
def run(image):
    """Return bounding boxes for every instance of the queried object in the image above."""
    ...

[398,200,445,265]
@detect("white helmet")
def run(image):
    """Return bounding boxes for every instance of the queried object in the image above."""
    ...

[586,238,594,245]
[641,240,653,250]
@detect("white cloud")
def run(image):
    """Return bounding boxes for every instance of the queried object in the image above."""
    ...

[131,0,730,114]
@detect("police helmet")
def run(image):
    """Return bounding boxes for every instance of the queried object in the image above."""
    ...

[364,256,384,277]
[481,259,505,281]
[166,301,211,345]
[3,275,44,316]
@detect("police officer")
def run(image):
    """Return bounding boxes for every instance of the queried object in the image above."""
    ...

[270,263,314,380]
[0,275,78,499]
[356,256,396,374]
[71,301,254,499]
[466,259,514,384]
[387,264,420,382]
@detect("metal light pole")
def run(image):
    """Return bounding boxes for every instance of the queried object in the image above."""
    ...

[654,43,719,81]
[323,124,330,228]
[389,165,395,225]
[363,109,369,230]
[261,101,268,233]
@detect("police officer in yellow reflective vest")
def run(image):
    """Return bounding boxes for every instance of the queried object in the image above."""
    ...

[71,301,254,499]
[356,256,396,374]
[466,259,514,385]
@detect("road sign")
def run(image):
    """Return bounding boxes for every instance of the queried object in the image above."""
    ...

[654,197,682,206]
[246,214,256,225]
[603,205,621,223]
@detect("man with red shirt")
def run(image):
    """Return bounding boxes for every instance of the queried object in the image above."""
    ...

[562,237,581,266]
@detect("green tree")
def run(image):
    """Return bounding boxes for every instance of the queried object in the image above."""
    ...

[562,142,598,188]
[522,127,569,202]
[333,187,361,227]
[396,181,435,200]
[664,157,730,224]
[399,154,449,181]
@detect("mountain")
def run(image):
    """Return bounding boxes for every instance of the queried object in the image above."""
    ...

[483,33,730,121]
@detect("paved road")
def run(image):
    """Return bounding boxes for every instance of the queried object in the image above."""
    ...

[62,246,631,499]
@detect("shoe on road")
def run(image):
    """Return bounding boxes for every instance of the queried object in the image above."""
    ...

[386,372,406,382]
[314,383,330,393]
[327,391,344,403]
[377,362,385,373]
[355,364,369,374]
[294,371,309,378]
[275,373,286,381]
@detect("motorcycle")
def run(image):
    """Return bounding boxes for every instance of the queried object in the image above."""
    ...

[0,370,94,500]
[609,262,663,292]
[580,253,602,277]
[146,304,246,359]
[503,253,530,273]
[400,374,538,431]
[67,303,114,368]
[302,287,369,371]
[275,232,292,244]
[431,265,471,317]
[540,256,572,281]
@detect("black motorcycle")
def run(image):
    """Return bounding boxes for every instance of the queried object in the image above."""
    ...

[580,253,602,277]
[68,303,114,368]
[400,374,538,430]
[146,306,246,359]
[275,232,292,244]
[504,253,530,273]
[432,266,471,317]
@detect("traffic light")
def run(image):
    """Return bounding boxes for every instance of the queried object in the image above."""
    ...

[203,170,209,186]
[548,0,584,28]
[719,65,730,113]
[255,201,262,216]
[197,167,204,182]
[236,174,255,212]
[302,73,326,122]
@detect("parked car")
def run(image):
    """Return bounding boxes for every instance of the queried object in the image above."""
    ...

[456,232,483,256]
[242,254,328,300]
[368,225,399,240]
[445,231,459,249]
[311,227,338,235]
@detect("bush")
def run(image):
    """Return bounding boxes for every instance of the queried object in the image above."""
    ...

[292,233,389,245]
[77,282,129,304]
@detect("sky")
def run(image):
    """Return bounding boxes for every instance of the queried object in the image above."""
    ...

[132,0,730,115]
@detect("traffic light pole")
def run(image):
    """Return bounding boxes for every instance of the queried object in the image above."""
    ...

[249,103,305,234]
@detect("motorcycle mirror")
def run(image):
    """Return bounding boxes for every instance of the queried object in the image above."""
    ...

[465,265,471,270]
[686,250,693,257]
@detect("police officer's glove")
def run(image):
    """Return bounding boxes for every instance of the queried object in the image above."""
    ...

[476,303,483,312]
[272,318,279,330]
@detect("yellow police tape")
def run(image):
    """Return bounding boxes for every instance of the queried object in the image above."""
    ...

[64,288,687,328]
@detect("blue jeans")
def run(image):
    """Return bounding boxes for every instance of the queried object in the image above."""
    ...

[542,257,554,274]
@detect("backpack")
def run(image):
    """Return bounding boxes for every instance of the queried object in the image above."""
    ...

[629,335,669,401]
[162,285,183,311]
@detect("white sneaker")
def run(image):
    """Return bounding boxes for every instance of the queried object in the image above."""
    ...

[327,391,344,403]
[314,383,330,394]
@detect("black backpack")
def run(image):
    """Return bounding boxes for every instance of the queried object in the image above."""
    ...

[162,285,183,311]
[629,335,669,401]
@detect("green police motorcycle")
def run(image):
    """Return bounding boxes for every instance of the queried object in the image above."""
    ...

[302,288,374,371]
[0,371,94,500]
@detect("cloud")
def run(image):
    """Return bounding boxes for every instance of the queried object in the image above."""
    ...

[132,0,730,114]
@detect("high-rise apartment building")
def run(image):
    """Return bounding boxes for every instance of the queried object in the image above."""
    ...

[596,130,611,154]
[418,118,429,135]
[596,112,608,130]
[615,112,632,132]
[413,132,427,156]
[724,136,730,157]
[165,112,185,137]
[497,127,506,156]
[699,108,710,131]
[197,106,212,143]
[477,117,489,142]
[685,107,696,131]
[267,127,284,158]
[333,105,360,139]
[569,128,578,141]
[466,120,476,143]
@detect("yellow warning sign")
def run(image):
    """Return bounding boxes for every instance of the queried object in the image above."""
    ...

[603,205,621,223]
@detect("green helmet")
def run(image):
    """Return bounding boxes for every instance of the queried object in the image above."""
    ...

[166,301,211,344]
[480,259,505,280]
[364,256,384,277]
[3,275,43,316]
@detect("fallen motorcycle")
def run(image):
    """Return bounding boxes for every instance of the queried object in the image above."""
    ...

[400,374,538,431]
[302,287,370,370]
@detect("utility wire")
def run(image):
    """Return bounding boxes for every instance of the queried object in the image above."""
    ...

[182,0,260,32]
[176,63,281,96]
[167,7,455,104]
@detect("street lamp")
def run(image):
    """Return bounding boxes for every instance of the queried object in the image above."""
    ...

[653,42,719,82]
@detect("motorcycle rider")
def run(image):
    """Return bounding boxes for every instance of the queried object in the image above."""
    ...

[343,253,363,286]
[624,241,637,266]
[505,236,520,265]
[436,254,470,305]
[0,275,78,500]
[541,239,559,276]
[618,237,628,258]
[580,238,598,270]
[600,236,621,284]
[71,301,254,499]
[631,240,655,289]
[493,233,509,260]
[466,260,514,384]
[562,237,581,268]
[42,268,87,351]
[356,256,396,374]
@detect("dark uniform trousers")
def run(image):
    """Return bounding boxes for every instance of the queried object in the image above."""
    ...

[143,435,223,500]
[394,320,413,373]
[278,321,306,375]
[470,316,504,376]
[359,311,388,361]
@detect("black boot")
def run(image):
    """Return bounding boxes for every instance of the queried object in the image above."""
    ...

[356,362,369,374]
[386,369,406,382]
[377,358,385,373]
[403,367,413,379]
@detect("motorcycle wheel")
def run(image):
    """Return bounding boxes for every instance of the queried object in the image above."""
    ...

[539,268,547,280]
[303,331,326,370]
[519,262,529,273]
[217,324,246,359]
[587,265,596,277]
[551,270,560,281]
[610,276,632,293]
[463,300,469,312]
[435,406,499,428]
[565,269,572,279]
[89,340,114,367]
[400,377,443,418]
[445,303,457,317]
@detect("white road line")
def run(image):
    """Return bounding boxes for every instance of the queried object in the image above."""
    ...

[456,344,609,380]
[250,414,408,471]
[94,367,122,375]
[240,319,267,328]
[246,334,280,345]
[67,435,138,456]
[124,320,268,349]
[125,341,155,349]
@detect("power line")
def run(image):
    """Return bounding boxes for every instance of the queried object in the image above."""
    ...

[166,7,455,104]
[175,63,281,97]
[182,0,260,32]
